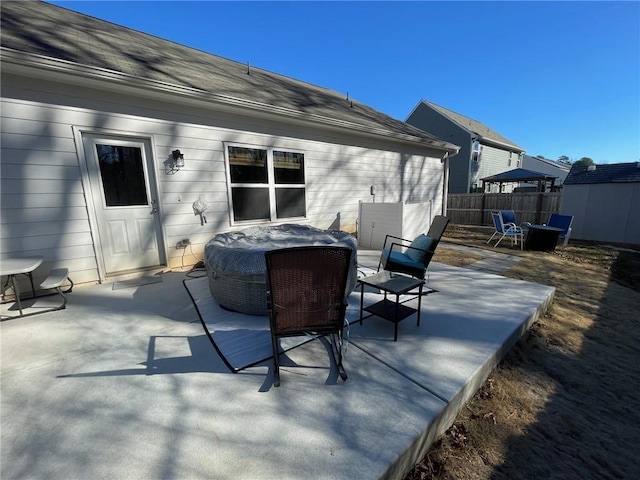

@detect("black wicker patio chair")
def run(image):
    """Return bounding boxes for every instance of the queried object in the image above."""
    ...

[265,246,352,387]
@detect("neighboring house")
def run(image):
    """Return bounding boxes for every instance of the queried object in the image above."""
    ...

[1,1,459,286]
[406,100,525,193]
[520,155,570,190]
[561,163,640,244]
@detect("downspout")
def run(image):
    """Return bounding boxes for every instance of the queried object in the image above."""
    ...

[469,136,480,192]
[442,151,452,216]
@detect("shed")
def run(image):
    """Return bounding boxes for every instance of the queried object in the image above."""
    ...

[561,163,640,244]
[1,1,459,286]
[481,168,558,193]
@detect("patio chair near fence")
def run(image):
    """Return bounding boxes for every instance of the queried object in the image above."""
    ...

[488,212,524,249]
[499,210,531,233]
[265,246,352,387]
[546,213,574,247]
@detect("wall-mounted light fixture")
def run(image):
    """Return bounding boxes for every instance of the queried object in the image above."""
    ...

[171,149,185,170]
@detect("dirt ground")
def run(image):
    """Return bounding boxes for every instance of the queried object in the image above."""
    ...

[404,225,640,480]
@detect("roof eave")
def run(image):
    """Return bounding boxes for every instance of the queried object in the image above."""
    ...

[1,48,459,154]
[422,102,523,152]
[474,134,525,152]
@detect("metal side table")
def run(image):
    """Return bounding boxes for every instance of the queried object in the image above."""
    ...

[358,271,425,341]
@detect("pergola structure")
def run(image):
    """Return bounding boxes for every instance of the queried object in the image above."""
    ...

[481,168,558,192]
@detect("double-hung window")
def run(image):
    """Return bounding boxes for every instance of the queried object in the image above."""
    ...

[472,141,481,162]
[226,144,306,223]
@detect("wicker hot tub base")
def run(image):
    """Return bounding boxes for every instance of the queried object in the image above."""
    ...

[204,224,358,316]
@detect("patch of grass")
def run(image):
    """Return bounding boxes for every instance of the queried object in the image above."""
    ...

[405,225,640,480]
[432,247,484,267]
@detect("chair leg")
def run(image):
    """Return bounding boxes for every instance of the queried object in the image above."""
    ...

[63,276,74,293]
[487,232,498,244]
[271,335,281,387]
[55,286,67,310]
[330,332,348,382]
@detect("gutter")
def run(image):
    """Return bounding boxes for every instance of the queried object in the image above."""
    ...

[1,48,460,154]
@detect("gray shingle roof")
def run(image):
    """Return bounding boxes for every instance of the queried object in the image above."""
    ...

[481,168,557,182]
[421,101,524,151]
[522,155,571,171]
[1,1,457,153]
[564,162,640,184]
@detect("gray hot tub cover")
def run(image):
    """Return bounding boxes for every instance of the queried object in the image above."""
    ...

[205,224,358,315]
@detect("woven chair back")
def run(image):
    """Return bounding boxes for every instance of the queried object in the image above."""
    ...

[265,246,352,337]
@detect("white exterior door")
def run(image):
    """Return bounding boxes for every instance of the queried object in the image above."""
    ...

[83,135,164,275]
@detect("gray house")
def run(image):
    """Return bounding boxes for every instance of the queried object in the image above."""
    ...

[561,163,640,244]
[1,1,458,286]
[406,101,525,193]
[521,155,570,189]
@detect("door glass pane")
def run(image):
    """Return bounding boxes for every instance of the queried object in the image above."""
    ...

[275,188,306,218]
[274,151,304,184]
[96,144,148,206]
[231,187,270,221]
[229,146,268,183]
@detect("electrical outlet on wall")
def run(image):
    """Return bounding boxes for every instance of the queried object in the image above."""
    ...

[176,238,190,249]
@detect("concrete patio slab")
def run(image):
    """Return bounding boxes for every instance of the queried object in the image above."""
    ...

[1,251,554,480]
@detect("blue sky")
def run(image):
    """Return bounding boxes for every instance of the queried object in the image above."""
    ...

[48,1,639,164]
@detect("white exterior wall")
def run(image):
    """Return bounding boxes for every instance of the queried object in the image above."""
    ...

[561,183,640,244]
[1,73,446,286]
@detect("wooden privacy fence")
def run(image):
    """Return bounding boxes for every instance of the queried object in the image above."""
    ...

[447,192,562,226]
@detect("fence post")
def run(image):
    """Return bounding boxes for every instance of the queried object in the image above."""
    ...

[480,193,486,225]
[535,193,543,224]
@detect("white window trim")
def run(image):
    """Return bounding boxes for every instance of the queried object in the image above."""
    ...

[223,142,307,226]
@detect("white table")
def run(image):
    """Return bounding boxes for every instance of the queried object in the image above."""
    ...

[1,257,44,316]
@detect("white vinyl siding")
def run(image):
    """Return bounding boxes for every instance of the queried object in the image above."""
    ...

[470,144,515,193]
[2,73,446,284]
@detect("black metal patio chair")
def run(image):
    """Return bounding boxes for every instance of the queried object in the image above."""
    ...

[377,215,450,280]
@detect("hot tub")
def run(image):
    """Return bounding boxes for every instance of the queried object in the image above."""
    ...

[204,224,358,315]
